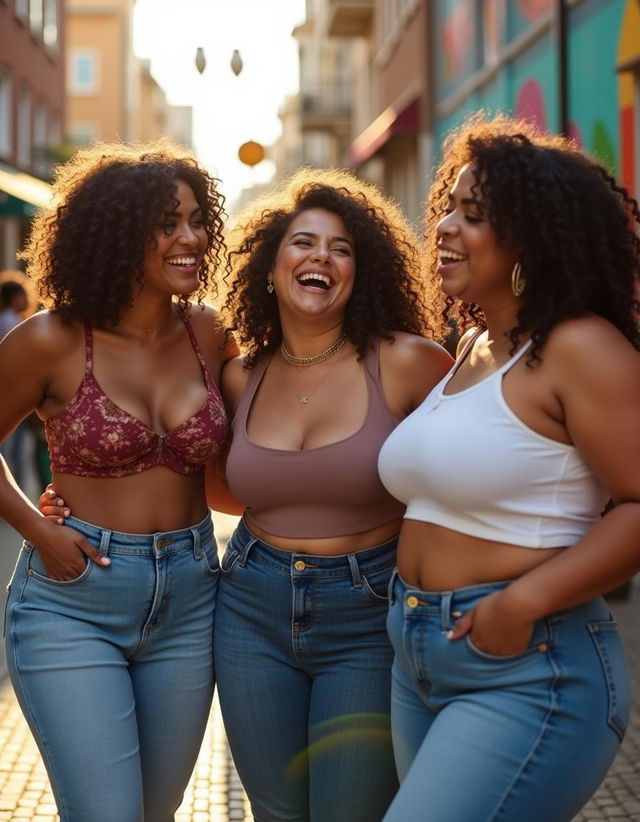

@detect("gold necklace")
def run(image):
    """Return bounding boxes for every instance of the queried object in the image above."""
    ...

[280,332,347,367]
[280,349,343,407]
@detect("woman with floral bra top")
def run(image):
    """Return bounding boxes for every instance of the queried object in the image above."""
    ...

[0,141,236,822]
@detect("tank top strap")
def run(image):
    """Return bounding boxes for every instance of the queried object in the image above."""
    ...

[363,338,397,426]
[234,354,271,429]
[497,338,532,375]
[83,322,94,371]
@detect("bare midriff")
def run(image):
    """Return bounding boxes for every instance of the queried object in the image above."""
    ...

[54,468,209,534]
[397,519,565,591]
[245,515,403,556]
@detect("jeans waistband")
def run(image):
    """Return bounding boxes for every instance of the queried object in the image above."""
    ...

[231,517,397,584]
[389,568,515,608]
[62,512,214,557]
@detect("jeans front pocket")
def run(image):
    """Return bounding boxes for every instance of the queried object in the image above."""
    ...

[587,619,630,742]
[464,618,551,663]
[361,562,395,602]
[24,541,93,586]
[196,537,220,576]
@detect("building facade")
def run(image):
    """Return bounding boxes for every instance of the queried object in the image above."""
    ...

[0,0,64,268]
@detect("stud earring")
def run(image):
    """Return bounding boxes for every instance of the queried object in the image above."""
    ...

[511,262,526,297]
[267,280,274,294]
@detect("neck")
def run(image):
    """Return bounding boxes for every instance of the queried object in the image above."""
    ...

[115,297,176,341]
[280,322,345,359]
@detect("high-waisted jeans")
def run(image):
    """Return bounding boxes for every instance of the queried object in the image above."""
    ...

[384,571,630,822]
[4,513,219,822]
[214,518,399,822]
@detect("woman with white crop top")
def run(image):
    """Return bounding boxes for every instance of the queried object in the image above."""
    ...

[378,114,640,821]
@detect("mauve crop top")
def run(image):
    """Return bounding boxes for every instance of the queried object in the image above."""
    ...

[45,315,228,478]
[225,340,405,538]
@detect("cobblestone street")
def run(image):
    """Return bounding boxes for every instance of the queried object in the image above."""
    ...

[0,511,638,820]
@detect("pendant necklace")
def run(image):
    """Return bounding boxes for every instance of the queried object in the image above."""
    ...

[280,338,345,407]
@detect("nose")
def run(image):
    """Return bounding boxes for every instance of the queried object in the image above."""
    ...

[310,242,330,262]
[178,222,199,245]
[436,211,458,238]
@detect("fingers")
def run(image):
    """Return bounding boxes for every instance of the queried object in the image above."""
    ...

[39,488,70,524]
[78,537,111,566]
[447,610,473,640]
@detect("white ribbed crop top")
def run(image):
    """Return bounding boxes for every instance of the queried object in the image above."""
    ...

[378,335,608,548]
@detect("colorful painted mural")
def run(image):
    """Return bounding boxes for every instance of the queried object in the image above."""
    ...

[434,0,638,196]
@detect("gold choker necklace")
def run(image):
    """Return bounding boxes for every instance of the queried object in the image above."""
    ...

[280,333,347,367]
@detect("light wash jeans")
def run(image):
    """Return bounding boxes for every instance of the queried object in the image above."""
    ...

[214,518,399,822]
[4,513,219,822]
[384,571,630,822]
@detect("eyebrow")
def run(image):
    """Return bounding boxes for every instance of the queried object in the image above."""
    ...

[447,193,483,207]
[290,230,353,246]
[165,204,203,217]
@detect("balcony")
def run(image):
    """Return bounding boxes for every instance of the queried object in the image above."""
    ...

[299,85,351,133]
[327,0,374,37]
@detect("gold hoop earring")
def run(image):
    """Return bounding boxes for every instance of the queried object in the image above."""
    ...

[267,280,274,294]
[511,262,526,297]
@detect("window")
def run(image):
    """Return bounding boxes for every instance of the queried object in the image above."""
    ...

[17,86,31,168]
[0,68,11,158]
[43,0,58,50]
[33,99,47,176]
[68,50,99,95]
[29,0,43,38]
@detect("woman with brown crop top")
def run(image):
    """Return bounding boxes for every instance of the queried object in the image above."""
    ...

[212,169,452,822]
[0,142,237,822]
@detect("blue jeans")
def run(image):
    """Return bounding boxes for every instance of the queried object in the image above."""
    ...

[214,518,399,822]
[384,571,630,822]
[4,513,219,822]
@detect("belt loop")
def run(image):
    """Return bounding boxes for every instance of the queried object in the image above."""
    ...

[237,537,257,568]
[440,591,453,632]
[347,553,362,588]
[99,529,112,556]
[388,567,398,604]
[191,527,201,560]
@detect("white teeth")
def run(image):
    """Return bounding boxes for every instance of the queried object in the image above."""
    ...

[439,251,466,263]
[167,256,196,266]
[297,272,331,286]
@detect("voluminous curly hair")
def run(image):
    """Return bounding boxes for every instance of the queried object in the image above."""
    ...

[22,139,226,326]
[224,167,446,366]
[425,113,640,362]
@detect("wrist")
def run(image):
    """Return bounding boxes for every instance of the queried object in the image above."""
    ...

[499,579,547,623]
[22,512,59,546]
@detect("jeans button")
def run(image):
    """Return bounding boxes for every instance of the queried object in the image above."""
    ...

[294,560,306,571]
[406,595,418,608]
[537,643,549,653]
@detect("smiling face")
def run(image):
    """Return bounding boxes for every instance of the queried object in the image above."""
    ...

[270,208,356,322]
[142,179,208,297]
[435,165,518,305]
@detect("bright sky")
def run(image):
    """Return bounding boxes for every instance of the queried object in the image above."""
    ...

[133,0,306,208]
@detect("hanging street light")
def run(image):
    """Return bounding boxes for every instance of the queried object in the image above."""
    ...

[195,47,206,75]
[230,49,243,76]
[238,140,265,167]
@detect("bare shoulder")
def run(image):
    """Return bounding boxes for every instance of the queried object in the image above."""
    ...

[380,332,453,380]
[379,332,453,414]
[544,316,640,379]
[221,355,251,414]
[186,302,239,364]
[0,310,81,362]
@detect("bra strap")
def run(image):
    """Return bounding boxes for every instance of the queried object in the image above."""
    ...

[83,322,94,371]
[180,312,208,370]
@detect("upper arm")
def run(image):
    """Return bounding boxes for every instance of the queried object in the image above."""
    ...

[551,318,640,504]
[188,303,239,378]
[379,333,453,418]
[0,313,64,441]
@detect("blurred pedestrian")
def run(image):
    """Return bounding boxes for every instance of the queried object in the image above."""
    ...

[379,114,640,821]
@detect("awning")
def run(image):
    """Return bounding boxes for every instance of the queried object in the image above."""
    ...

[347,94,419,168]
[0,162,53,218]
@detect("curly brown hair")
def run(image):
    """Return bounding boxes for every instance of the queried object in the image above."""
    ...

[22,139,226,326]
[223,167,446,366]
[425,113,640,362]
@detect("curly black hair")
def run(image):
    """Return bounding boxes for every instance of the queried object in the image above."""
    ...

[425,113,640,362]
[223,167,446,366]
[22,139,226,326]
